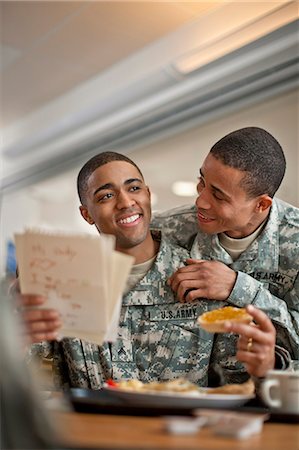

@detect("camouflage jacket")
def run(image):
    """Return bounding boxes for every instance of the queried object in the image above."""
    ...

[32,232,253,390]
[152,198,299,359]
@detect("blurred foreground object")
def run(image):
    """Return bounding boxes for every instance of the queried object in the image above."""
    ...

[0,279,60,449]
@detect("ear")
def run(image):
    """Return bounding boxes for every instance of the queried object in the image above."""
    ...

[255,195,272,213]
[79,205,95,225]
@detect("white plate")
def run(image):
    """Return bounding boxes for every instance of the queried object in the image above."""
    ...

[103,385,254,409]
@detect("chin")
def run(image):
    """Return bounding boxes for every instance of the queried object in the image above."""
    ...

[198,222,219,235]
[119,235,147,249]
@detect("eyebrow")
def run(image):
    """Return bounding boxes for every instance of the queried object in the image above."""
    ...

[199,169,230,199]
[93,178,143,197]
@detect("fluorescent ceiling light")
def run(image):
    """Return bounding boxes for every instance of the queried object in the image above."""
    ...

[174,3,297,74]
[172,181,197,197]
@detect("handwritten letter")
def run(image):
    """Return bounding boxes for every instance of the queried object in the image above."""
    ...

[15,230,134,345]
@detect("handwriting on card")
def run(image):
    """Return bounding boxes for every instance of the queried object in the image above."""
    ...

[15,229,133,345]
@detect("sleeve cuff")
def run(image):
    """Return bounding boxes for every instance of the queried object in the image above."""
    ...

[252,345,291,397]
[227,271,260,307]
[274,345,291,370]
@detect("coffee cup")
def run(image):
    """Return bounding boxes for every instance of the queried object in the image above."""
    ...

[260,370,299,414]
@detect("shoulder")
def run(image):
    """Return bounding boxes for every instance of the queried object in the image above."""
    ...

[145,231,191,280]
[273,199,299,239]
[152,204,197,221]
[151,204,198,249]
[274,198,299,228]
[272,199,299,259]
[158,231,190,264]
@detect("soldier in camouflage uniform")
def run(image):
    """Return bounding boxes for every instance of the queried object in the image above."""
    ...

[152,127,299,362]
[18,150,285,389]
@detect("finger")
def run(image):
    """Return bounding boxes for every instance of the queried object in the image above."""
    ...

[168,264,204,284]
[237,338,263,354]
[224,320,268,342]
[178,264,204,273]
[26,319,62,334]
[246,305,276,333]
[235,351,261,372]
[16,294,47,308]
[167,270,181,289]
[238,361,268,378]
[28,331,60,343]
[184,288,204,302]
[226,322,275,353]
[224,320,253,336]
[236,348,273,367]
[236,335,251,350]
[170,270,204,295]
[224,322,255,341]
[168,273,183,294]
[21,308,60,323]
[177,280,202,302]
[185,259,205,265]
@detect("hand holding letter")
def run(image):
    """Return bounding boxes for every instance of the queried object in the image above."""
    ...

[11,279,61,344]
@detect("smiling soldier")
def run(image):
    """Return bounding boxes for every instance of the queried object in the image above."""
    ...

[153,127,299,370]
[15,149,292,388]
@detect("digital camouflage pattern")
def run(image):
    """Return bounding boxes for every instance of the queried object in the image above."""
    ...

[31,232,252,390]
[152,198,299,359]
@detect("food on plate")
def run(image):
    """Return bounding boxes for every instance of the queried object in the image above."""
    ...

[105,377,255,396]
[207,378,255,395]
[197,306,253,333]
[110,378,202,393]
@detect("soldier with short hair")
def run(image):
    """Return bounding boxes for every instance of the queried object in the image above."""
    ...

[15,139,293,389]
[153,127,299,368]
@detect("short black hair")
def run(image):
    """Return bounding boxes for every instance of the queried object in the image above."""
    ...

[77,151,144,204]
[210,127,286,198]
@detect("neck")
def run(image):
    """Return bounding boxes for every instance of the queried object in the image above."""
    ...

[117,232,159,264]
[225,210,269,239]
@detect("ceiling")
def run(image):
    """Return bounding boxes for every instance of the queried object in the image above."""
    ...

[0,1,297,214]
[1,1,222,128]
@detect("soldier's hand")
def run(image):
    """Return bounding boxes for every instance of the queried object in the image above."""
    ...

[11,279,62,344]
[224,305,276,378]
[167,258,237,302]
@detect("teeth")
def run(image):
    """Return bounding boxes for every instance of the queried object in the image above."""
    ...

[119,214,139,224]
[199,212,211,220]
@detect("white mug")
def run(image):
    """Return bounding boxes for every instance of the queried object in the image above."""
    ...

[260,370,299,414]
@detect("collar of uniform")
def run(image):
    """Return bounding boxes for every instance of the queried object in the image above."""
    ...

[191,232,233,264]
[233,199,279,271]
[122,231,187,306]
[243,198,279,271]
[190,199,279,270]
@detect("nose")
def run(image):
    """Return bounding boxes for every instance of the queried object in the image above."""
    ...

[116,190,136,209]
[196,187,211,210]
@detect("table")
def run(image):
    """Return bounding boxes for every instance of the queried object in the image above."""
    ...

[52,411,299,450]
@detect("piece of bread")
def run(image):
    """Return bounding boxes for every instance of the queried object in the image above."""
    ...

[197,306,253,333]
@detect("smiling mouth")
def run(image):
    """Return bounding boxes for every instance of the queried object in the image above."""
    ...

[118,214,141,225]
[197,211,214,222]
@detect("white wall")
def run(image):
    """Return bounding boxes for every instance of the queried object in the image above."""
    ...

[1,88,298,276]
[133,88,299,211]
